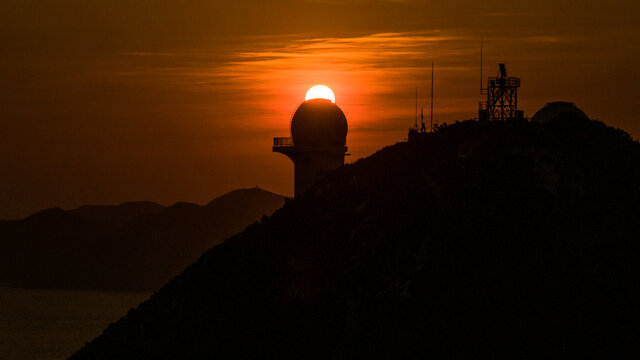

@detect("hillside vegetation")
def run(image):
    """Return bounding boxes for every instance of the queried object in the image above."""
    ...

[71,118,639,358]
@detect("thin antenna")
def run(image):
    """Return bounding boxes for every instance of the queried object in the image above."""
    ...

[414,87,418,128]
[480,39,483,94]
[430,61,434,132]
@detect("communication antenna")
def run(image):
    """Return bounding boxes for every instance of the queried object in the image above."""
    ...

[414,87,418,128]
[430,61,434,132]
[480,39,484,94]
[420,107,425,132]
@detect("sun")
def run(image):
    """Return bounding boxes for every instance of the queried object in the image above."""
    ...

[305,85,336,103]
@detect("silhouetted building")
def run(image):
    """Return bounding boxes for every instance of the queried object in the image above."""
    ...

[531,102,589,123]
[479,64,524,121]
[273,99,348,197]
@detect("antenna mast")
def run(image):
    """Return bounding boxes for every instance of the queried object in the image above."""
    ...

[480,39,484,94]
[414,87,418,128]
[430,61,434,132]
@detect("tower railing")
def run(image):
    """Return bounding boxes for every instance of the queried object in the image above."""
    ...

[488,77,520,88]
[273,137,294,147]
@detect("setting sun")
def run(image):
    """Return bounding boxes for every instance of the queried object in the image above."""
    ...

[305,85,336,103]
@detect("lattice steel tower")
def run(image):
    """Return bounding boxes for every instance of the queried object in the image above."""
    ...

[479,64,523,121]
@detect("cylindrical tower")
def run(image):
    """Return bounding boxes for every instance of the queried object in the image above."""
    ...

[273,92,348,197]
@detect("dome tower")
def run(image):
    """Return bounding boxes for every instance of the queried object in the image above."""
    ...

[273,87,348,197]
[531,102,589,123]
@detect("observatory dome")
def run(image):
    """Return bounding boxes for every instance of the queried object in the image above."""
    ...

[291,99,348,145]
[531,102,589,123]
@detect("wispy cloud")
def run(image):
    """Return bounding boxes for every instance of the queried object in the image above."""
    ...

[93,28,611,159]
[304,0,414,4]
[210,32,475,134]
[99,31,482,151]
[480,12,551,17]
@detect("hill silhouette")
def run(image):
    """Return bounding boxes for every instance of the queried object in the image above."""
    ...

[71,118,639,359]
[0,187,285,291]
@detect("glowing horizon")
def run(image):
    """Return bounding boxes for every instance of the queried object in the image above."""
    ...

[2,1,638,219]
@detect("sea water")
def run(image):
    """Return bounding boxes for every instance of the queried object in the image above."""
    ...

[0,287,149,360]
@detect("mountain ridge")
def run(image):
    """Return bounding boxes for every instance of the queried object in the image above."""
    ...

[0,187,286,291]
[70,118,639,359]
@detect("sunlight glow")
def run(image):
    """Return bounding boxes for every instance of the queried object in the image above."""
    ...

[305,85,336,103]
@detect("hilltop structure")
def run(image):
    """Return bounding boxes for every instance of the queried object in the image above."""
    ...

[409,62,523,142]
[531,101,589,123]
[407,62,592,143]
[273,94,348,197]
[408,62,435,142]
[479,63,524,121]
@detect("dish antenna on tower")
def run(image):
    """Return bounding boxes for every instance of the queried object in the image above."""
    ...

[478,41,524,121]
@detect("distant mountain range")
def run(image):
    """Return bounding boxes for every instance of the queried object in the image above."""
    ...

[70,117,639,359]
[0,187,286,291]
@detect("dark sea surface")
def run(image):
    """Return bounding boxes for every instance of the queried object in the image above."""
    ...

[0,287,149,360]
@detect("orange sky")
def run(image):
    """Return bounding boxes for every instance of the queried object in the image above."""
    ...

[2,0,639,219]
